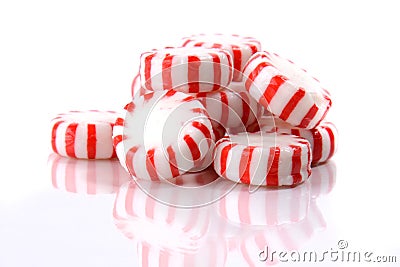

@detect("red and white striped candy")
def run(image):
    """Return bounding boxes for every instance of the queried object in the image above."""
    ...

[182,34,261,82]
[139,47,233,93]
[113,180,210,250]
[258,116,338,165]
[113,90,215,180]
[51,110,119,159]
[193,89,264,130]
[216,180,310,226]
[213,132,312,186]
[243,51,332,129]
[48,154,130,194]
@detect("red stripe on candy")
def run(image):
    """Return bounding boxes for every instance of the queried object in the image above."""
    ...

[65,123,78,158]
[231,45,242,81]
[261,75,287,106]
[299,104,318,128]
[239,146,255,184]
[280,88,306,121]
[246,43,258,54]
[146,149,159,181]
[240,92,250,125]
[87,124,97,159]
[323,125,336,160]
[192,121,212,141]
[182,95,194,102]
[184,135,201,161]
[115,118,124,126]
[124,102,135,112]
[188,56,201,93]
[51,120,63,154]
[290,145,302,184]
[312,130,323,164]
[165,89,177,97]
[220,143,236,176]
[162,54,173,90]
[167,145,180,177]
[210,53,221,91]
[244,61,271,91]
[144,54,155,90]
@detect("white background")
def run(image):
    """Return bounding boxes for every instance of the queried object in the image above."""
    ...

[1,0,399,266]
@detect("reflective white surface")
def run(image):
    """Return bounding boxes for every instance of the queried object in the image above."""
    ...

[1,153,398,266]
[1,0,400,266]
[1,155,340,267]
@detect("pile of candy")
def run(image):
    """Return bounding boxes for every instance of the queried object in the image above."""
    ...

[50,34,337,187]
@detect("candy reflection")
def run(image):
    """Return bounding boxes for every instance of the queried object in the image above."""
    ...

[113,169,223,252]
[113,160,336,266]
[134,167,231,208]
[48,153,130,194]
[216,180,310,226]
[136,240,226,267]
[214,161,336,266]
[309,161,336,198]
[236,200,326,266]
